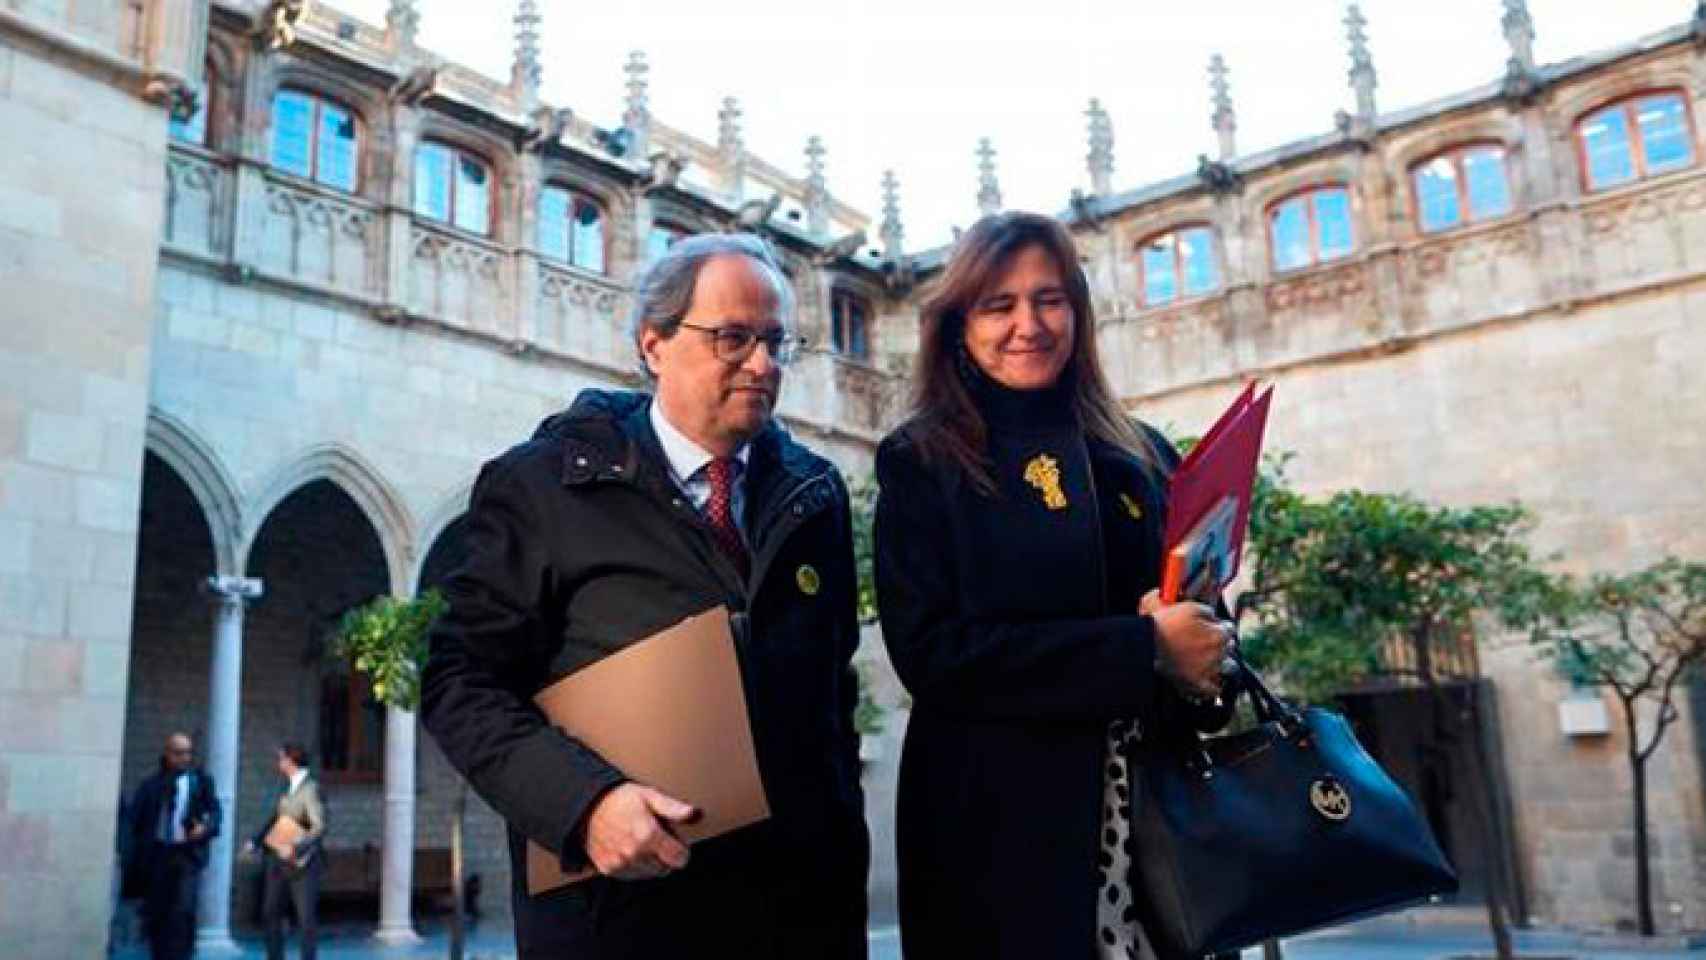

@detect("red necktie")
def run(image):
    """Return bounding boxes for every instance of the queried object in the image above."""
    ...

[704,457,750,578]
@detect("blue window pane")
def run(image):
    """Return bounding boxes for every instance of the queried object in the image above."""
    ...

[1582,107,1636,190]
[413,143,452,223]
[1637,95,1693,175]
[317,103,357,192]
[572,200,605,273]
[271,90,314,178]
[646,226,681,263]
[538,186,571,262]
[849,306,868,359]
[1462,147,1512,220]
[1141,236,1178,305]
[1414,157,1462,233]
[1315,188,1353,261]
[1179,227,1220,296]
[453,155,490,235]
[170,95,208,146]
[1271,198,1310,271]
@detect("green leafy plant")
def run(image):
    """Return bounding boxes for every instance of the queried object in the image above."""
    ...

[849,475,879,624]
[1201,440,1547,960]
[331,589,473,959]
[852,662,886,737]
[331,590,447,710]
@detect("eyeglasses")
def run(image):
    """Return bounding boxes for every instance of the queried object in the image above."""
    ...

[678,322,805,367]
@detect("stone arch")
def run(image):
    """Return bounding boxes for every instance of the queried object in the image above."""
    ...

[1246,158,1363,218]
[145,409,243,576]
[409,482,475,594]
[1385,114,1524,186]
[1547,66,1701,137]
[241,444,415,596]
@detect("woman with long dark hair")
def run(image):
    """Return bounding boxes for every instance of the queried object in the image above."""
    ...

[874,212,1238,958]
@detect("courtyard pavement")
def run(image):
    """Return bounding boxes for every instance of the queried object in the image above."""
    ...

[109,918,1706,959]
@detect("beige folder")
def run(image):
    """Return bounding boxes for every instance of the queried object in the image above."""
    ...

[525,606,771,894]
[262,815,304,862]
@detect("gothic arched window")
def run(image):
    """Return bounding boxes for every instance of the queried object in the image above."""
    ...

[1267,185,1354,272]
[1576,90,1696,192]
[539,185,606,273]
[1137,224,1220,307]
[414,140,493,236]
[831,288,871,360]
[1412,143,1513,233]
[270,88,360,192]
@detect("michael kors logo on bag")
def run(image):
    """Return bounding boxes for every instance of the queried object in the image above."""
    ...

[1022,454,1069,511]
[1310,776,1352,822]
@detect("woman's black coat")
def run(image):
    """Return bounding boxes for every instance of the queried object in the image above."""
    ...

[874,384,1225,959]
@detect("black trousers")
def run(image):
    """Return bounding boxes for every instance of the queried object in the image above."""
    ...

[141,843,200,960]
[262,856,321,960]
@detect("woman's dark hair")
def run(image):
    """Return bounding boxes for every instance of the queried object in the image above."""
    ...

[906,211,1161,493]
[278,743,309,768]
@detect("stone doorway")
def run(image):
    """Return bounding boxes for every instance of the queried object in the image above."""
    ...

[1336,681,1522,911]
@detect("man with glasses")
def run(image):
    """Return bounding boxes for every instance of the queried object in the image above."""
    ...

[422,233,869,958]
[123,732,221,960]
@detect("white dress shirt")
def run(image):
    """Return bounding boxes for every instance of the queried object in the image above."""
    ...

[288,767,308,795]
[649,398,751,542]
[160,771,192,843]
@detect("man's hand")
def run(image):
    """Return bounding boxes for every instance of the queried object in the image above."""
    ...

[583,784,698,881]
[1141,588,1234,700]
[186,822,209,842]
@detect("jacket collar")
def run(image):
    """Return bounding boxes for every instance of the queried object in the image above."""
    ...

[540,389,828,497]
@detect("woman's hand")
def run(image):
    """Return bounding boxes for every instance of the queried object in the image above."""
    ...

[1141,589,1235,700]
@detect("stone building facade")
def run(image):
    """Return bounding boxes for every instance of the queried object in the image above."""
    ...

[5,0,1706,955]
[1031,3,1706,934]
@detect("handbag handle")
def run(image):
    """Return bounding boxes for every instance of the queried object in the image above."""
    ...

[1229,653,1305,735]
[1160,654,1309,780]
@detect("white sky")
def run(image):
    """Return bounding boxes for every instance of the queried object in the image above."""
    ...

[337,0,1692,251]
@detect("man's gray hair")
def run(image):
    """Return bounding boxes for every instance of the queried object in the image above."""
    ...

[628,232,796,381]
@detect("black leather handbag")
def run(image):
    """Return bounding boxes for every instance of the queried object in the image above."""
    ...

[1129,660,1459,958]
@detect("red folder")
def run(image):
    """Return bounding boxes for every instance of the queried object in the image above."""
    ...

[1160,382,1273,603]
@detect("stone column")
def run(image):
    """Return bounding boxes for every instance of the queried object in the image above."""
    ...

[195,575,263,955]
[374,705,422,946]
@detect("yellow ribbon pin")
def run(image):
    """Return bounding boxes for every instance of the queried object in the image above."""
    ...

[1022,454,1069,511]
[1119,492,1143,521]
[796,564,822,596]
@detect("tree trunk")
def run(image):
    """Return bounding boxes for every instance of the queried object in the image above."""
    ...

[1461,686,1516,960]
[1261,938,1284,959]
[449,778,467,960]
[1633,751,1654,937]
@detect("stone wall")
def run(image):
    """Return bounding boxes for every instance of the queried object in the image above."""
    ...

[0,10,175,956]
[1123,281,1706,931]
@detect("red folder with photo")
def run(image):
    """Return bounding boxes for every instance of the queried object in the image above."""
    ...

[1160,382,1273,604]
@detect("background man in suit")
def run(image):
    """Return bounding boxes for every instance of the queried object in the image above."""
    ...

[125,732,221,960]
[245,743,325,960]
[422,233,868,959]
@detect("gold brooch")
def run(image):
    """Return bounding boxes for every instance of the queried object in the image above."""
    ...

[1119,492,1143,521]
[1022,454,1068,511]
[796,564,821,596]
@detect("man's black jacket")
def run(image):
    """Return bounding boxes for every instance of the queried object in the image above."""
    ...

[123,766,221,896]
[420,389,868,958]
